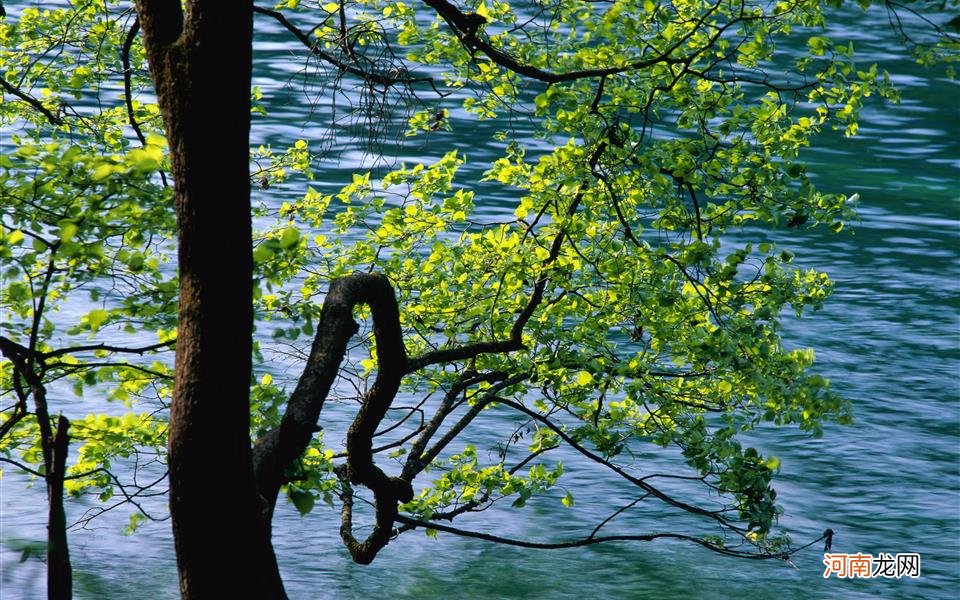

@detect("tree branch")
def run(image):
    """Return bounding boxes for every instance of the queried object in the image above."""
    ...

[402,374,526,481]
[400,370,509,479]
[252,272,411,564]
[0,74,64,125]
[253,5,440,91]
[47,415,72,599]
[494,397,747,535]
[395,514,806,559]
[41,340,174,360]
[29,244,60,368]
[121,19,147,146]
[0,456,45,477]
[406,340,520,373]
[420,0,708,83]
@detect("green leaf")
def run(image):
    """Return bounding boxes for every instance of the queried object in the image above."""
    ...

[5,230,24,246]
[58,221,78,242]
[289,489,315,516]
[253,244,275,263]
[279,226,301,249]
[91,163,114,181]
[124,512,147,535]
[87,309,109,333]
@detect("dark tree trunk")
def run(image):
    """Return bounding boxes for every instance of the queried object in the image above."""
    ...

[134,1,285,597]
[47,415,72,600]
[0,339,74,599]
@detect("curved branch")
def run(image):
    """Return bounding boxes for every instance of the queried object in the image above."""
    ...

[121,19,147,146]
[340,275,414,563]
[0,336,32,375]
[254,273,399,497]
[121,17,169,187]
[0,74,64,125]
[420,0,718,84]
[0,456,45,477]
[252,273,411,563]
[0,404,27,440]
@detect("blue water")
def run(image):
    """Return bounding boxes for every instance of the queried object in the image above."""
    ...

[1,3,958,599]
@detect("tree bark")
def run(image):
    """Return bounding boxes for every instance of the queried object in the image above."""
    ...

[134,1,285,597]
[251,273,413,564]
[0,340,73,598]
[47,415,72,600]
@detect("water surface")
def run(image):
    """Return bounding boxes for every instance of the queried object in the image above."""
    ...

[1,4,958,599]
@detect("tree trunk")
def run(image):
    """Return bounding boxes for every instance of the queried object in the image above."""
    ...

[134,2,285,597]
[47,416,71,599]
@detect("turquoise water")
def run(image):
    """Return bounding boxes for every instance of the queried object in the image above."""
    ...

[2,4,958,599]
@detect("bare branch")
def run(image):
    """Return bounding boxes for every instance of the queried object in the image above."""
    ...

[395,514,812,559]
[403,374,527,480]
[253,5,440,91]
[29,244,60,367]
[401,370,509,479]
[121,19,147,146]
[0,456,45,477]
[494,397,747,535]
[42,340,174,360]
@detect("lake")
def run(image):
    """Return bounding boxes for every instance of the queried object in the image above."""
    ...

[1,3,958,599]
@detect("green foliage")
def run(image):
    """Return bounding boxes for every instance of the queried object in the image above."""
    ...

[1,0,953,558]
[1,1,173,521]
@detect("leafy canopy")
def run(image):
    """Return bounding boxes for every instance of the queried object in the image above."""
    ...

[0,0,954,561]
